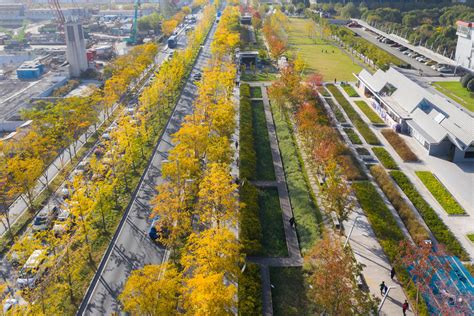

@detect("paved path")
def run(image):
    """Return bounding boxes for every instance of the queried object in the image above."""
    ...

[338,83,474,261]
[242,82,303,316]
[319,86,414,315]
[77,23,216,316]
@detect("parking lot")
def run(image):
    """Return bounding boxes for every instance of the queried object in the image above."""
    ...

[348,20,463,77]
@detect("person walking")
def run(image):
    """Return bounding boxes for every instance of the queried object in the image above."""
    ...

[379,281,386,296]
[390,267,396,280]
[289,217,295,228]
[402,300,409,316]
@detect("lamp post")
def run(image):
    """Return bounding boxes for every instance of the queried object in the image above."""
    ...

[378,286,397,314]
[343,215,361,248]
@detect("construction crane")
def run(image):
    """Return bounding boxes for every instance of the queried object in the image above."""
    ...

[48,0,65,28]
[125,0,141,45]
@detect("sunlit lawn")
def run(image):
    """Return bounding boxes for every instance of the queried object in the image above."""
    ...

[432,81,474,112]
[287,18,361,82]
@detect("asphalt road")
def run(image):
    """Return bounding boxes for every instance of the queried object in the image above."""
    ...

[78,22,217,316]
[349,26,440,76]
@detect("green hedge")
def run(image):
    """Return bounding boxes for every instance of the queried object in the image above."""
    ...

[415,171,466,215]
[372,147,398,170]
[344,128,362,145]
[327,84,381,145]
[238,262,262,316]
[239,183,263,256]
[240,84,257,180]
[352,181,428,315]
[354,101,384,124]
[390,171,468,260]
[250,86,262,98]
[270,100,321,252]
[370,165,429,242]
[341,83,359,97]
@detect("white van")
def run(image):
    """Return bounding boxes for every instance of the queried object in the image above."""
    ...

[16,250,46,288]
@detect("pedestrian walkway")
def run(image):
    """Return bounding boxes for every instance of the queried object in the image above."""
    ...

[244,82,303,316]
[317,86,414,315]
[338,83,474,261]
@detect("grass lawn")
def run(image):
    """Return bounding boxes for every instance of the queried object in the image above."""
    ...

[250,86,262,98]
[344,128,362,144]
[252,100,276,181]
[467,234,474,243]
[242,72,278,82]
[341,84,359,97]
[270,267,312,315]
[416,171,466,215]
[287,18,361,82]
[355,101,384,124]
[433,81,474,112]
[259,188,288,257]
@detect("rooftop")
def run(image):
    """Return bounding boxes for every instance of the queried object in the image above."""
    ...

[357,67,474,150]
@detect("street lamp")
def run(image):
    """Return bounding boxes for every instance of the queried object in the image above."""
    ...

[343,215,361,248]
[378,286,397,314]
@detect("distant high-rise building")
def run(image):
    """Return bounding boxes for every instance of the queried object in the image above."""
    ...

[65,19,88,77]
[455,21,474,70]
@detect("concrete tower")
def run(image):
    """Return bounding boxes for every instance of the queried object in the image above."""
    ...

[65,18,88,77]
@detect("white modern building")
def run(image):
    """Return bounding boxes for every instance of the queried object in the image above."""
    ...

[355,67,474,162]
[65,19,88,77]
[455,21,474,71]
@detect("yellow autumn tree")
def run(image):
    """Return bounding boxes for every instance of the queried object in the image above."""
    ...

[120,263,182,315]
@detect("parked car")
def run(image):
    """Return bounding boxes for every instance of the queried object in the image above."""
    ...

[425,60,436,66]
[403,50,412,55]
[16,249,46,288]
[148,216,170,241]
[52,208,73,235]
[438,67,454,74]
[32,203,59,231]
[193,72,202,81]
[398,46,408,51]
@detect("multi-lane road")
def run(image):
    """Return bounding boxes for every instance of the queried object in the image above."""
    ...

[77,21,217,316]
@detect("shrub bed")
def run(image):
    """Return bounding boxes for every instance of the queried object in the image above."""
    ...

[327,84,381,145]
[339,154,367,181]
[240,84,257,180]
[372,147,398,170]
[381,129,418,162]
[238,263,263,316]
[341,83,359,97]
[354,101,384,124]
[356,147,370,156]
[250,86,263,98]
[326,98,346,123]
[415,171,466,215]
[352,181,428,315]
[270,99,320,251]
[259,188,288,257]
[252,100,276,180]
[390,171,468,260]
[239,183,263,256]
[370,165,429,242]
[344,128,362,145]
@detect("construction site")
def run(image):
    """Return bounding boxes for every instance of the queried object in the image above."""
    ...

[0,0,181,133]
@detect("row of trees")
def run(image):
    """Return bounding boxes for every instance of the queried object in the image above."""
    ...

[4,6,218,314]
[262,9,290,59]
[120,5,243,315]
[161,6,191,36]
[0,43,157,243]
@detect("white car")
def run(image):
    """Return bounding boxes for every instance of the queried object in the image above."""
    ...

[16,250,46,288]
